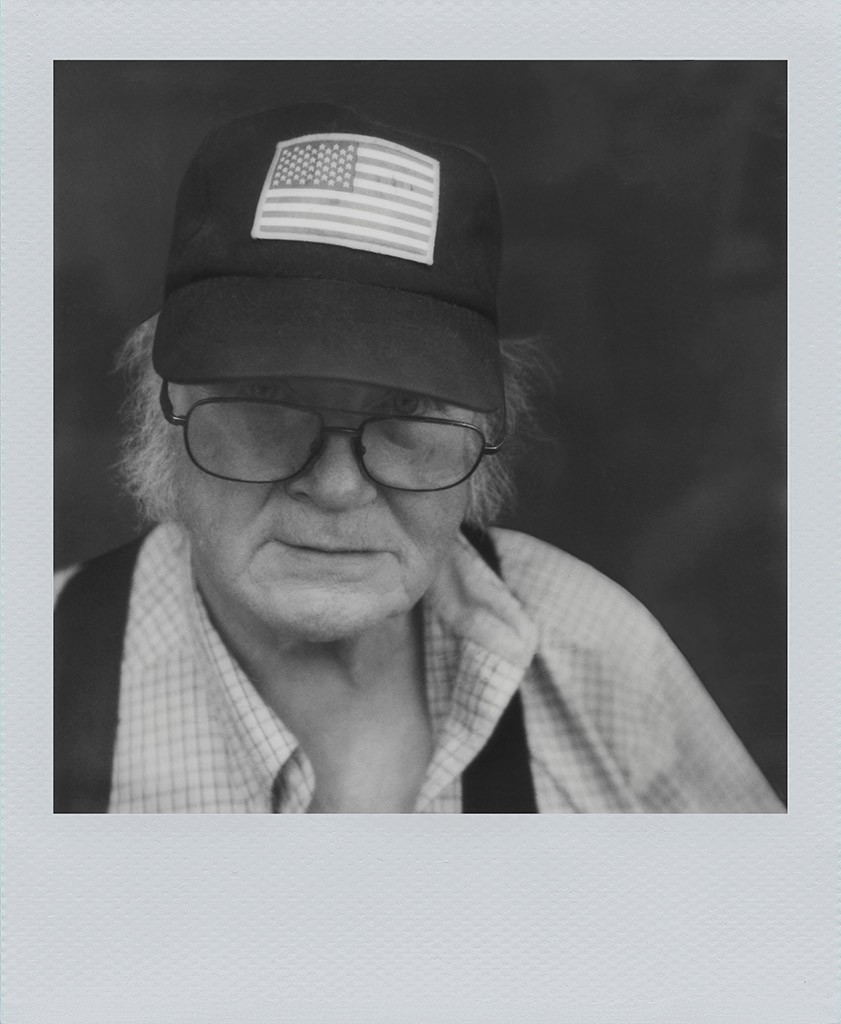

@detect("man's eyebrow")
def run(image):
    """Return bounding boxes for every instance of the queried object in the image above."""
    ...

[184,380,470,418]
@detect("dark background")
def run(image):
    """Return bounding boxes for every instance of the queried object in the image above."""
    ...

[54,60,786,799]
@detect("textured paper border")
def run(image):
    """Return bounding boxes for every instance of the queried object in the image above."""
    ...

[3,9,840,1024]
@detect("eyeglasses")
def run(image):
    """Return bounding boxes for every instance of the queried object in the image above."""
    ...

[160,382,504,492]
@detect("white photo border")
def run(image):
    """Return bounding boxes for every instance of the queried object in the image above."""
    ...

[2,6,839,1023]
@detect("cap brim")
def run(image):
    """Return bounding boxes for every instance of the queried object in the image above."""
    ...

[152,276,503,412]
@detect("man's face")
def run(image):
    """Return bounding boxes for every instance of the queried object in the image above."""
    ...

[170,379,473,645]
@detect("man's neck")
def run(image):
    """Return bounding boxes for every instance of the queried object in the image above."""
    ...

[198,582,427,727]
[209,598,431,812]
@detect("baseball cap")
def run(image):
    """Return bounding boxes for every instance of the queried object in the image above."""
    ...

[152,103,504,411]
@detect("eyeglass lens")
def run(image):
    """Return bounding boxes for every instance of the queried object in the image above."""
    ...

[184,400,485,489]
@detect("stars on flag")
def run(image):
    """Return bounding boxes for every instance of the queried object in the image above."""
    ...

[270,140,357,191]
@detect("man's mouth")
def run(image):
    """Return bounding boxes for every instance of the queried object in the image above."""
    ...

[281,540,380,555]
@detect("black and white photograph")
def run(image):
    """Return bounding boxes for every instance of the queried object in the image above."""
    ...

[2,6,839,1019]
[55,61,786,814]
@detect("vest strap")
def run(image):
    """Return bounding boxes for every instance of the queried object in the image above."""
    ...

[54,536,144,812]
[460,524,538,813]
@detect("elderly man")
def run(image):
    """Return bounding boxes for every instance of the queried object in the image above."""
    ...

[54,103,782,813]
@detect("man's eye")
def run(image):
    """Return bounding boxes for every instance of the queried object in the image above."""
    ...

[388,393,424,415]
[238,382,285,401]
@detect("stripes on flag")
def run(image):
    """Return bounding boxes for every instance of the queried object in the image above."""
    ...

[251,133,440,264]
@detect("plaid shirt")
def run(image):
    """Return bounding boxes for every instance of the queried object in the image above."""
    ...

[56,523,783,813]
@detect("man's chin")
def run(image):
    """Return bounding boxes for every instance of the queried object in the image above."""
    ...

[263,589,407,643]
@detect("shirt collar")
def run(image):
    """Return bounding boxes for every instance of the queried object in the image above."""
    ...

[417,530,540,808]
[426,530,538,669]
[187,576,300,794]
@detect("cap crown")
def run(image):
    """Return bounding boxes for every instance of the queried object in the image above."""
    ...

[164,104,502,322]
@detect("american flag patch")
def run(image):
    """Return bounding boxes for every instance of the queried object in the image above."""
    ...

[251,133,440,264]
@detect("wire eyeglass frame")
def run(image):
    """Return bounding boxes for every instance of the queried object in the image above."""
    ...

[159,380,505,492]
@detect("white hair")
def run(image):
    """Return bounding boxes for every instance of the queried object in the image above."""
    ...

[116,314,538,529]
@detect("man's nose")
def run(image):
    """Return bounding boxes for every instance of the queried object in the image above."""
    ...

[285,430,378,509]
